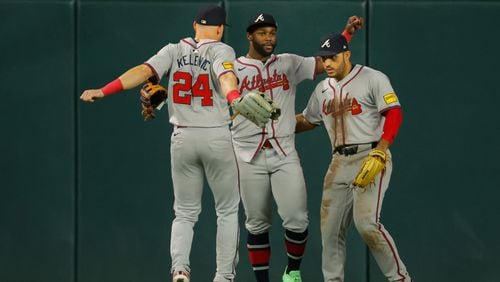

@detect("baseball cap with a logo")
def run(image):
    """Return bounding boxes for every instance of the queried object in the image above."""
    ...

[195,5,228,26]
[316,32,349,57]
[246,13,278,33]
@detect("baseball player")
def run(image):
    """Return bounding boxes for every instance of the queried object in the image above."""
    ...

[80,5,273,282]
[231,13,362,282]
[295,33,411,281]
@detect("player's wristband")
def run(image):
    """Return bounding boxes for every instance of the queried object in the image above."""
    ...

[226,89,241,104]
[341,30,352,43]
[101,78,124,96]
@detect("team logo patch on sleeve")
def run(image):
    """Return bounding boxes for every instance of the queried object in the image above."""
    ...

[222,62,234,70]
[383,93,398,104]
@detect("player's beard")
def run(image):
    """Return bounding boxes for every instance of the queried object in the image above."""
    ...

[253,40,277,58]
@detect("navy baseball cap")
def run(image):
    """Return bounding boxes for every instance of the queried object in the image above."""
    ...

[316,32,349,57]
[195,5,228,26]
[246,13,278,33]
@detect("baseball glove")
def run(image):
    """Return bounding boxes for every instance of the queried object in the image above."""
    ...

[260,93,281,120]
[231,92,280,128]
[352,149,387,188]
[140,82,168,121]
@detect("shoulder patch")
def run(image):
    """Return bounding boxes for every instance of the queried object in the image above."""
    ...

[383,93,398,104]
[222,62,234,70]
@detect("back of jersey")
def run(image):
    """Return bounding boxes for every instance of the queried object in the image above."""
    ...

[146,37,236,127]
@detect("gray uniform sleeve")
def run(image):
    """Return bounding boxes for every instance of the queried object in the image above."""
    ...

[145,44,175,80]
[212,44,236,79]
[303,84,324,126]
[370,70,401,113]
[283,54,316,84]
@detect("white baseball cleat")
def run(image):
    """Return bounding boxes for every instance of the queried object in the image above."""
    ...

[173,271,190,282]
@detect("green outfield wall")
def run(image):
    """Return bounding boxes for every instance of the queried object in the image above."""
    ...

[1,0,499,281]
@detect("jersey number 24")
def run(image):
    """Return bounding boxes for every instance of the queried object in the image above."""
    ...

[172,71,213,106]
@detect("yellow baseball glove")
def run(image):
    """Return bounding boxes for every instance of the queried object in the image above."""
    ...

[353,149,387,188]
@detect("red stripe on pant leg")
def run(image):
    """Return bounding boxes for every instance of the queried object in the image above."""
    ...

[375,170,405,280]
[248,249,271,265]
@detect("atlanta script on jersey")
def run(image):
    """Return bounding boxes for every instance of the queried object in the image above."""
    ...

[232,53,316,162]
[303,64,401,150]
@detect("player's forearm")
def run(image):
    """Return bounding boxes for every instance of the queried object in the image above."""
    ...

[375,138,390,152]
[295,113,316,133]
[219,72,240,102]
[100,64,153,97]
[341,30,352,43]
[314,57,325,75]
[342,15,363,43]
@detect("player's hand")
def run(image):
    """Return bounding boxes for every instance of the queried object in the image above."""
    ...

[231,92,274,128]
[352,149,387,188]
[140,82,168,121]
[345,15,363,35]
[80,89,104,102]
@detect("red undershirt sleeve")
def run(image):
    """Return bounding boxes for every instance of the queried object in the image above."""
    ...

[381,107,402,144]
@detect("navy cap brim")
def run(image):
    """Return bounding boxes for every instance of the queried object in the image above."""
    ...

[315,50,343,57]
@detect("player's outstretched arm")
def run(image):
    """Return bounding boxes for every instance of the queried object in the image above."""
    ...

[218,71,243,110]
[80,64,154,103]
[295,113,317,133]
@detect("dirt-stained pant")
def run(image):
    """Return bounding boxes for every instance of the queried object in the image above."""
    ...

[321,145,411,282]
[170,126,240,282]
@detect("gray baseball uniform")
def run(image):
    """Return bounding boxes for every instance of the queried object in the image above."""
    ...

[303,64,411,281]
[232,53,316,234]
[146,37,240,281]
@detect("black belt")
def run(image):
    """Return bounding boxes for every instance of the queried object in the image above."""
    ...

[334,142,377,156]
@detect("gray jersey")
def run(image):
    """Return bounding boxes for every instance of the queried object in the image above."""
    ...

[232,54,316,162]
[146,38,236,127]
[303,64,401,150]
